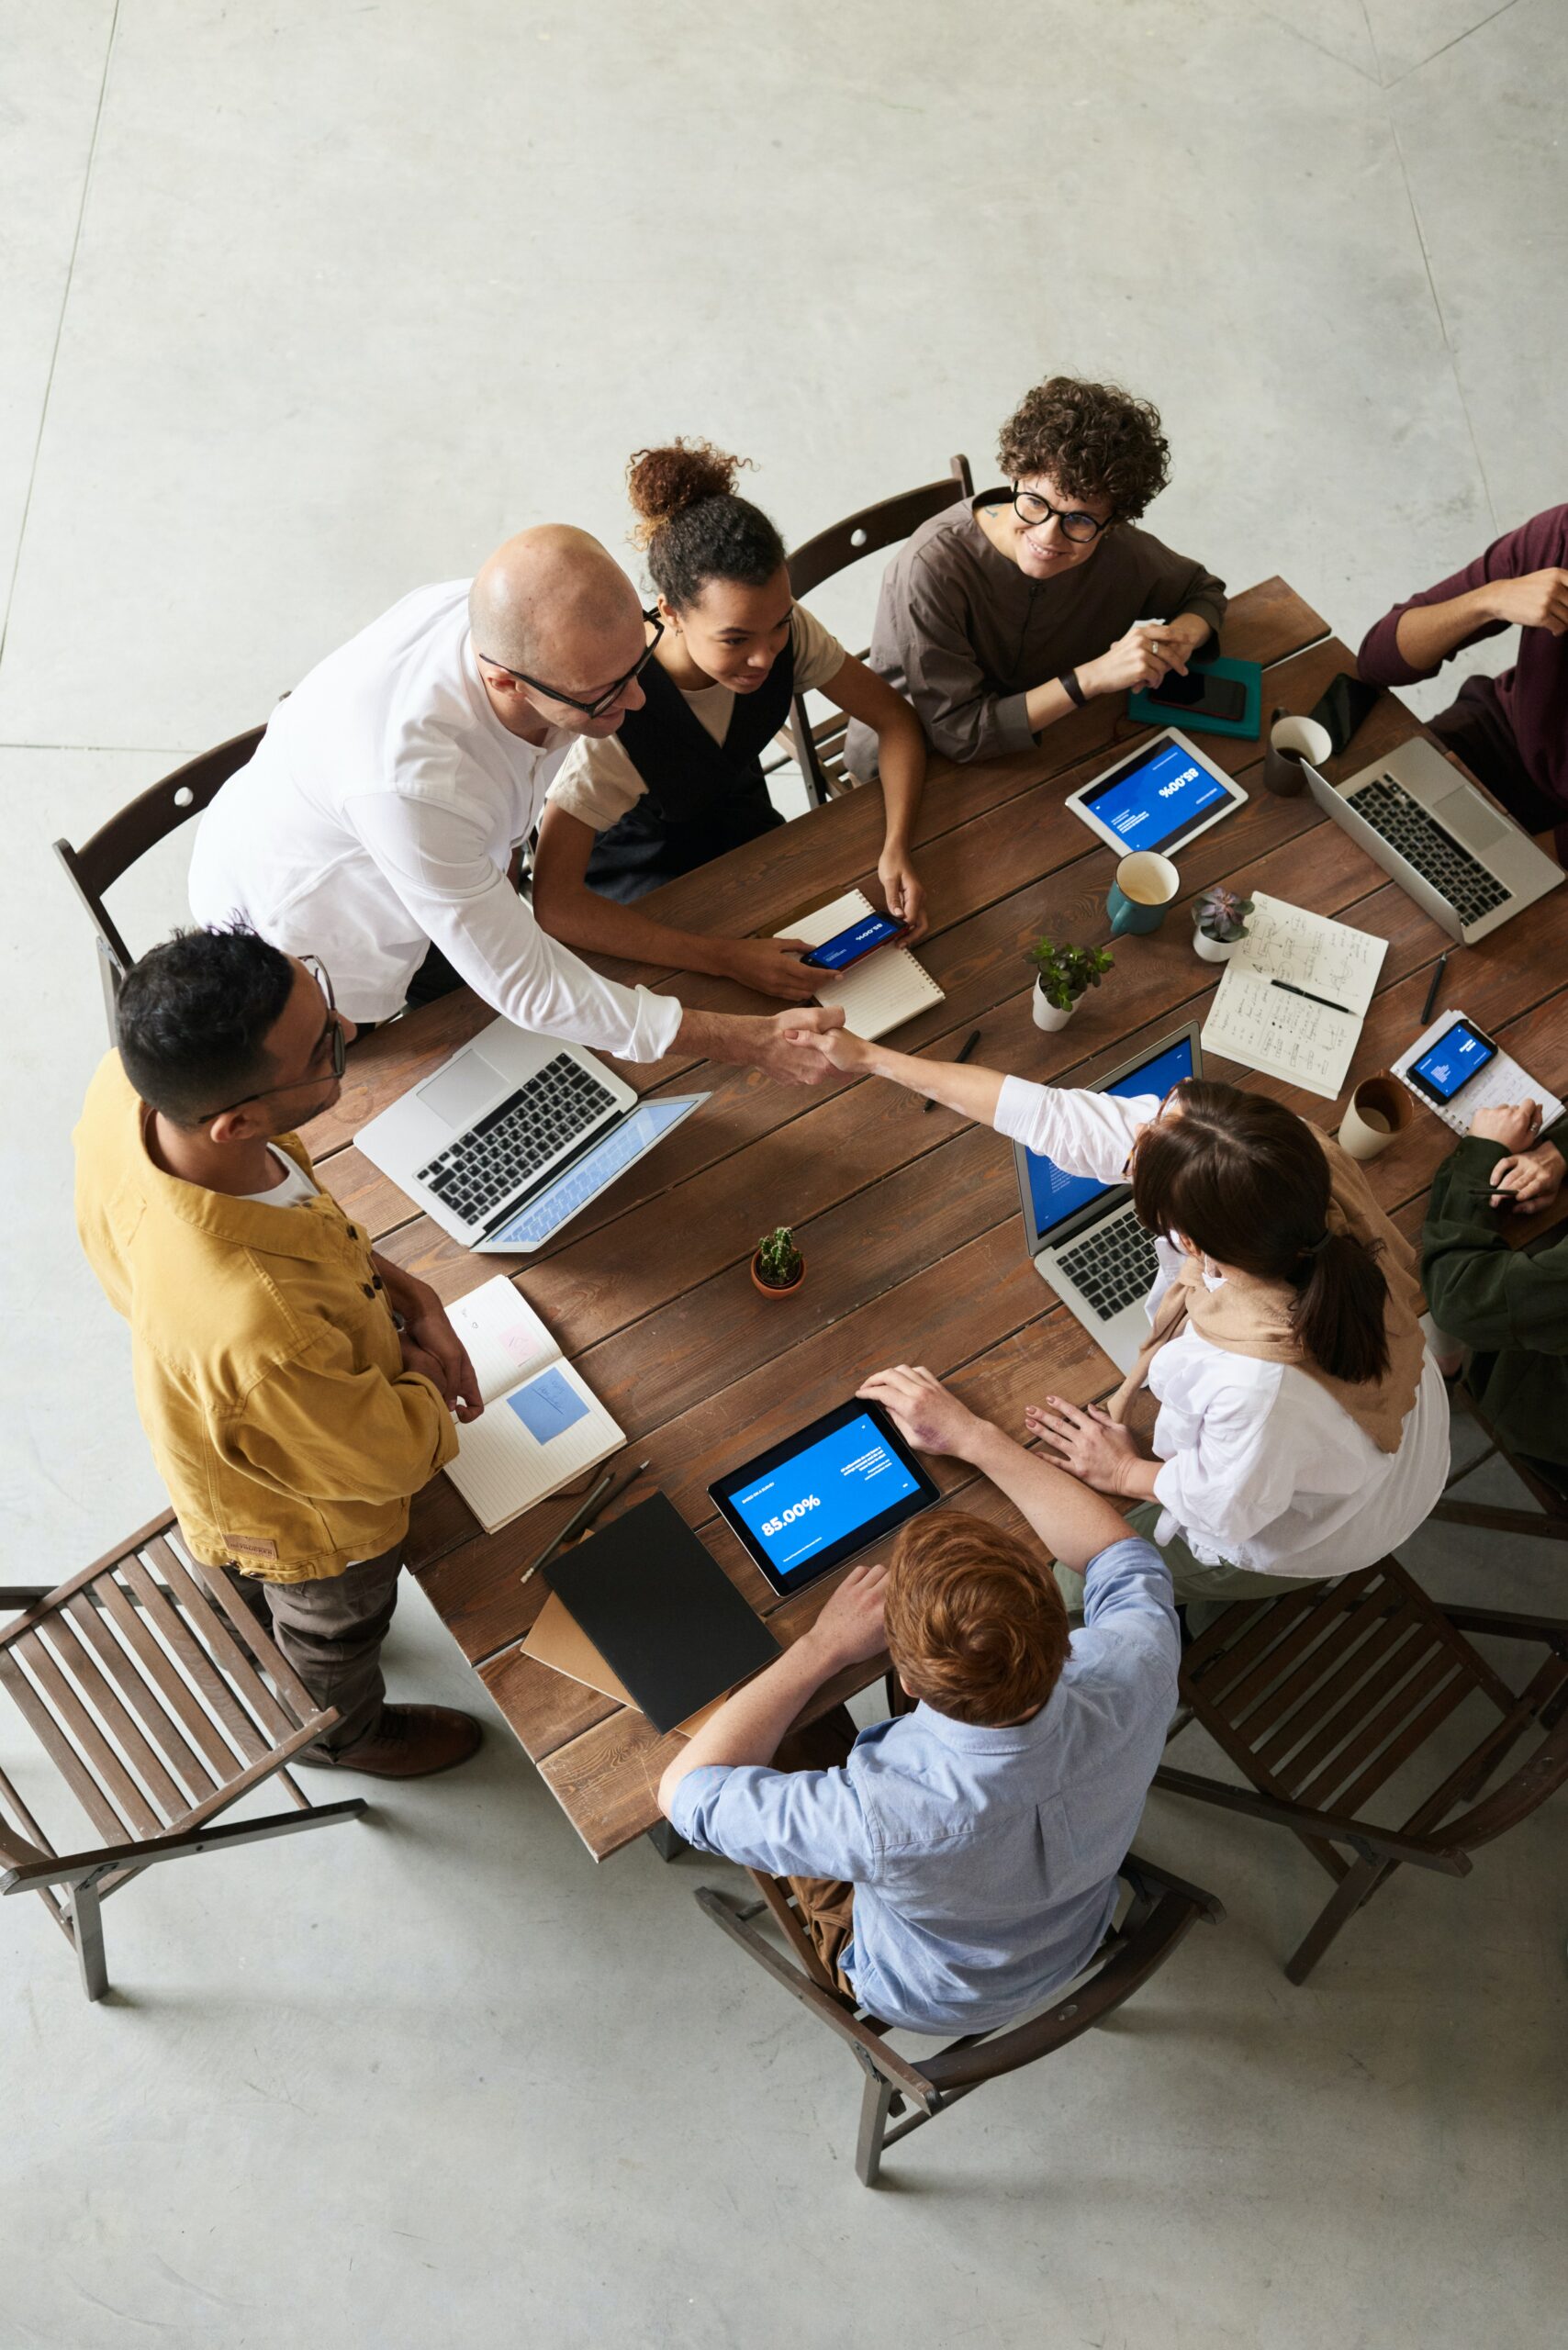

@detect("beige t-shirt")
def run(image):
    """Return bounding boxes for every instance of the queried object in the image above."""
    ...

[546,605,846,834]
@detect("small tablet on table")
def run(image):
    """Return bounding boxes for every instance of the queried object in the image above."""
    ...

[1064,726,1246,858]
[710,1399,940,1598]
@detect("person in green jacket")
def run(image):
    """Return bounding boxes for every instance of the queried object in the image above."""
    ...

[1421,1097,1568,1492]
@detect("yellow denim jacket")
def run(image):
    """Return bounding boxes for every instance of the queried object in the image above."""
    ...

[73,1053,458,1582]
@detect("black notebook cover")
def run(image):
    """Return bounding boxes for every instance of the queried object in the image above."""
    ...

[543,1493,781,1734]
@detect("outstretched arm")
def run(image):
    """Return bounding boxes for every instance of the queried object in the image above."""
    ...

[821,655,928,937]
[816,1025,1006,1125]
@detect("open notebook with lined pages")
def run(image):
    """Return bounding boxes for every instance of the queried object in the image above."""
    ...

[775,889,945,1040]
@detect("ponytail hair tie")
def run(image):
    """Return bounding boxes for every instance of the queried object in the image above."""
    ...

[1301,1230,1333,1259]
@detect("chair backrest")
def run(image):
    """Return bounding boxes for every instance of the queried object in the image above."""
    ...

[53,723,266,1026]
[785,455,973,802]
[1178,1558,1558,1856]
[0,1508,334,1920]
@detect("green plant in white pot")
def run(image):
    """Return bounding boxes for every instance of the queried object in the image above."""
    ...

[1193,886,1254,965]
[1028,938,1114,1032]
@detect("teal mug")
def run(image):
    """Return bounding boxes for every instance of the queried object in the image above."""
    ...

[1107,851,1181,935]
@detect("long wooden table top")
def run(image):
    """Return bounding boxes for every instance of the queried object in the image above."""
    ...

[300,578,1568,1859]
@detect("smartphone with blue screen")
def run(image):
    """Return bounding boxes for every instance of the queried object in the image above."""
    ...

[1406,1017,1499,1107]
[801,911,908,971]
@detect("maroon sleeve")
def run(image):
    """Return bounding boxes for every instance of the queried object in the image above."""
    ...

[1358,507,1568,687]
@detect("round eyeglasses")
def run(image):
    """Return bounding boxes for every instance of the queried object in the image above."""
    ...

[1010,486,1109,544]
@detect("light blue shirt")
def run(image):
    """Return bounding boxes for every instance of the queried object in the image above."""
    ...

[669,1538,1179,2033]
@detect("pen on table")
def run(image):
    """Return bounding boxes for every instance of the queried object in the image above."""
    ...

[924,1029,982,1111]
[1271,978,1353,1016]
[1420,951,1450,1027]
[520,1459,650,1588]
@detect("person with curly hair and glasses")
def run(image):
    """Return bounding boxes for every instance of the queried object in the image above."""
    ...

[844,376,1226,778]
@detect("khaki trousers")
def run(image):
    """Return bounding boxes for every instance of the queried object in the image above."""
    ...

[221,1543,404,1757]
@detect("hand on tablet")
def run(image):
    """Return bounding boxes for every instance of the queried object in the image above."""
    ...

[806,1562,890,1669]
[858,1365,981,1461]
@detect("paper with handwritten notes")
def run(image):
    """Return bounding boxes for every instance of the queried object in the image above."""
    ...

[1200,893,1387,1099]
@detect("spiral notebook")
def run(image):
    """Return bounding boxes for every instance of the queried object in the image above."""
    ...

[776,888,945,1040]
[442,1277,624,1533]
[1391,1010,1565,1137]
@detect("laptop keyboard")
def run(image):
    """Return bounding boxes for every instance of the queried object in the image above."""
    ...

[1347,775,1510,928]
[1056,1206,1160,1322]
[416,1053,618,1225]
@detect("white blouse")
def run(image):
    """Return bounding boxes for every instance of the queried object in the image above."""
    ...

[995,1076,1450,1579]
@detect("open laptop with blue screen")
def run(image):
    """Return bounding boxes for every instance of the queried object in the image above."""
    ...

[1013,1023,1202,1373]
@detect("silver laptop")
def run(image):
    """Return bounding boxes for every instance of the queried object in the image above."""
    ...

[1305,733,1562,945]
[1012,1024,1201,1373]
[356,1016,707,1253]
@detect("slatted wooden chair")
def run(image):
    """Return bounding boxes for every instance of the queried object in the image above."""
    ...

[53,723,266,1042]
[1430,1377,1568,1545]
[780,454,974,803]
[0,1508,364,2002]
[696,1852,1222,2187]
[1154,1556,1568,1985]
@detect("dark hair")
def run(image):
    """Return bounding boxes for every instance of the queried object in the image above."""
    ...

[884,1510,1070,1728]
[625,439,786,611]
[997,376,1171,520]
[116,926,295,1127]
[1131,1080,1391,1385]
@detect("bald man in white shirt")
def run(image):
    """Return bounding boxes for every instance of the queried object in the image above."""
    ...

[189,526,840,1084]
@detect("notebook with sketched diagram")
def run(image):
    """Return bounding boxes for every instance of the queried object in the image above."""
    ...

[441,1276,623,1533]
[775,889,945,1040]
[1200,893,1387,1100]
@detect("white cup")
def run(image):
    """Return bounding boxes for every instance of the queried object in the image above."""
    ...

[1265,714,1334,798]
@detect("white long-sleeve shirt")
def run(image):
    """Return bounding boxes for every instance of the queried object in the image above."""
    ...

[996,1076,1450,1579]
[188,580,683,1059]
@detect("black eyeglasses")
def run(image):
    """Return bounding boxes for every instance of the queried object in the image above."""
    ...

[476,611,665,718]
[1010,486,1110,544]
[199,956,346,1121]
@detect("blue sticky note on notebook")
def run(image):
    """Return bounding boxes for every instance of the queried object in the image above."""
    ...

[508,1366,590,1444]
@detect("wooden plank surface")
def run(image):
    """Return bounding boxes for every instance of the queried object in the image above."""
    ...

[295,578,1568,1858]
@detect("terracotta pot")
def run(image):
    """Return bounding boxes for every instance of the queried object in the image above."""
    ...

[1032,979,1080,1033]
[751,1251,806,1297]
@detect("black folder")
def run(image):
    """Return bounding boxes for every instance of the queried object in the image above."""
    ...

[543,1493,780,1734]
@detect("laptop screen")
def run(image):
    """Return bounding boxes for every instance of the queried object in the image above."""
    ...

[1020,1032,1197,1248]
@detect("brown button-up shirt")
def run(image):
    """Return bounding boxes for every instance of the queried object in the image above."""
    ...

[844,490,1226,778]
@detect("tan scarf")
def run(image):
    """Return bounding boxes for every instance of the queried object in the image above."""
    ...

[1106,1130,1427,1454]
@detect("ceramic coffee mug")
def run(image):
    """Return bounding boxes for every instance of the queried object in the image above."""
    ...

[1338,1071,1414,1161]
[1264,713,1334,798]
[1107,851,1181,935]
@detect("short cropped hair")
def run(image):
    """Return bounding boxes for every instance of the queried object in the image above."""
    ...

[116,926,294,1127]
[883,1509,1070,1728]
[997,376,1171,521]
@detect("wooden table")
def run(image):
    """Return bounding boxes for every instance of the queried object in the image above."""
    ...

[300,578,1568,1860]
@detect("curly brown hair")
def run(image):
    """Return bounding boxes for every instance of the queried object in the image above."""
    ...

[624,438,786,610]
[884,1508,1070,1728]
[997,376,1171,521]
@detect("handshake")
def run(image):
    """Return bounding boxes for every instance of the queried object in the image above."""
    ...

[753,1005,877,1089]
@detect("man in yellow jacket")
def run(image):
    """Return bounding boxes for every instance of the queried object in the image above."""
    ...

[74,926,485,1778]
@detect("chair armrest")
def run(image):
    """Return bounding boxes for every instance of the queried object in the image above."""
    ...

[0,1587,52,1610]
[1153,1764,1472,1874]
[1439,1603,1568,1648]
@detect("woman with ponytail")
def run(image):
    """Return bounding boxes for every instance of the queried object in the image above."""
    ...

[532,440,927,1000]
[812,1030,1450,1610]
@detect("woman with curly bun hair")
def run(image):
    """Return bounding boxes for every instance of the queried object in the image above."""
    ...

[844,377,1227,780]
[533,440,927,1002]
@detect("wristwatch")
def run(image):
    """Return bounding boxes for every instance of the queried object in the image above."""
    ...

[1058,669,1086,709]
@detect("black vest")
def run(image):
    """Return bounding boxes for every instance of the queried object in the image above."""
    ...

[583,637,794,902]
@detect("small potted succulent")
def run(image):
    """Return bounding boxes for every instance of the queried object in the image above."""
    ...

[1028,938,1114,1032]
[1192,886,1255,964]
[751,1224,806,1298]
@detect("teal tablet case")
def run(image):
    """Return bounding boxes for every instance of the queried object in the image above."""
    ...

[1128,654,1262,740]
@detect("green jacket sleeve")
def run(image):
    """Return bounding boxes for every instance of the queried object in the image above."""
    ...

[1422,1135,1568,1356]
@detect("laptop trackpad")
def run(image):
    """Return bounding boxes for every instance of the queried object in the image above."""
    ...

[1436,789,1510,855]
[418,1049,509,1129]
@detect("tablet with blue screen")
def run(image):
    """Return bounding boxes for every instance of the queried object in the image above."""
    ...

[710,1399,940,1597]
[1064,726,1246,858]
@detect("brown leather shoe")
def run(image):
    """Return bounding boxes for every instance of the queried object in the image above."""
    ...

[305,1705,483,1779]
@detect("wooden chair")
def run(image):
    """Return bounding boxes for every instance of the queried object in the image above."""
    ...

[1429,1377,1568,1545]
[1154,1556,1568,1985]
[781,453,974,803]
[54,723,266,1041]
[0,1508,364,2002]
[696,1852,1222,2187]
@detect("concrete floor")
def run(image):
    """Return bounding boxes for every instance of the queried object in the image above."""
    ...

[3,2,1566,2342]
